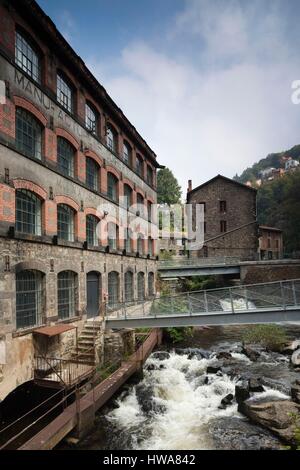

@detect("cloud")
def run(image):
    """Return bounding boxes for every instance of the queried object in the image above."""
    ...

[87,0,300,196]
[58,10,76,43]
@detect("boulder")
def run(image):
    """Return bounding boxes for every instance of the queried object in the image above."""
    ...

[249,378,265,393]
[151,351,170,361]
[216,351,232,360]
[135,384,166,414]
[291,349,300,367]
[207,364,222,374]
[221,393,234,407]
[238,398,300,444]
[242,345,261,361]
[283,339,300,355]
[235,381,250,404]
[291,380,300,404]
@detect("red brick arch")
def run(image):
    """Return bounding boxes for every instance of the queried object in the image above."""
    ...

[122,178,134,191]
[85,207,101,218]
[136,188,145,199]
[56,128,79,150]
[14,96,47,127]
[12,179,47,200]
[84,150,103,167]
[106,165,120,180]
[55,195,79,212]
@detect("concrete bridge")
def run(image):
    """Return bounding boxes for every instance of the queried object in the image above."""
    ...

[105,278,300,329]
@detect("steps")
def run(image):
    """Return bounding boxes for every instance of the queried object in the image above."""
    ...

[71,320,102,365]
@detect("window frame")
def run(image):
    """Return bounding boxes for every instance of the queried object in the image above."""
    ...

[86,157,99,191]
[57,72,73,113]
[85,102,98,135]
[123,141,132,166]
[106,124,117,153]
[57,137,75,178]
[16,107,43,161]
[57,270,76,319]
[16,270,43,329]
[86,214,99,246]
[107,172,118,202]
[16,189,42,236]
[15,29,41,84]
[57,204,75,242]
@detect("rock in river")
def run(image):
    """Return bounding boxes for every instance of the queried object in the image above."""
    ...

[291,349,300,367]
[151,351,170,361]
[249,378,265,393]
[291,380,300,404]
[238,398,300,444]
[235,381,250,404]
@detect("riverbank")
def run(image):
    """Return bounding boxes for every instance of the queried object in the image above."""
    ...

[62,324,300,450]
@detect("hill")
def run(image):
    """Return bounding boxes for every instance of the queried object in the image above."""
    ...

[234,144,300,184]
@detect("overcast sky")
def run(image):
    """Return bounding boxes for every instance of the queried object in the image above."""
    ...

[38,0,300,194]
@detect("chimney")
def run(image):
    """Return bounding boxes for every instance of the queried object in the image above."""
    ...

[187,179,192,193]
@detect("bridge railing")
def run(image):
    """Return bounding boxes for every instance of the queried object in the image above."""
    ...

[158,256,242,269]
[106,278,300,320]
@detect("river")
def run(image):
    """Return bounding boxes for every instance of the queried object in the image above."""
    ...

[67,324,300,451]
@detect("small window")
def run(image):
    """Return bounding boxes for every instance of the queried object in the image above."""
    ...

[220,200,227,212]
[108,271,119,307]
[106,125,117,153]
[124,271,133,303]
[85,103,97,134]
[15,31,41,83]
[16,189,42,236]
[107,172,118,202]
[57,204,75,241]
[57,73,73,112]
[16,107,42,160]
[57,137,75,177]
[123,141,132,166]
[136,155,144,177]
[86,157,99,191]
[58,271,76,319]
[16,270,43,329]
[147,165,153,186]
[137,272,145,301]
[86,214,99,246]
[220,220,227,233]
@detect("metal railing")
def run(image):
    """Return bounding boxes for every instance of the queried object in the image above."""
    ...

[34,356,95,387]
[158,256,242,269]
[106,278,300,321]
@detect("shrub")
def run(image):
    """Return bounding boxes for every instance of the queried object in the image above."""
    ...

[242,324,287,351]
[165,327,193,344]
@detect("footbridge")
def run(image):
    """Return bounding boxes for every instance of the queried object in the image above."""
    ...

[105,279,300,329]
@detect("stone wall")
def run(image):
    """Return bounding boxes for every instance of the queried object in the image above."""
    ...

[240,261,300,284]
[103,329,135,366]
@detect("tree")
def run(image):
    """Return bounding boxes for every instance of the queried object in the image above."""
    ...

[157,168,182,205]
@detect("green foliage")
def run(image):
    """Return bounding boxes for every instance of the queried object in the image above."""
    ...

[159,250,175,261]
[257,171,300,254]
[180,275,218,292]
[165,327,193,344]
[285,413,300,450]
[242,324,287,351]
[157,168,182,205]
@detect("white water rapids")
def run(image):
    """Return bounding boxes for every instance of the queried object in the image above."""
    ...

[105,350,288,450]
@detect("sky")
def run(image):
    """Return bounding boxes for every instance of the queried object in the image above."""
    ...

[38,0,300,194]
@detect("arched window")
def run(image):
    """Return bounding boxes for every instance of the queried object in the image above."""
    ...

[136,154,144,177]
[108,271,119,307]
[124,271,133,303]
[16,189,42,236]
[58,271,76,319]
[137,193,144,217]
[137,272,145,301]
[107,172,118,202]
[147,165,153,186]
[106,125,117,153]
[15,30,41,83]
[147,201,152,222]
[86,157,99,191]
[108,222,118,250]
[124,184,132,209]
[16,270,43,329]
[85,103,98,135]
[57,137,75,177]
[57,204,75,241]
[86,214,99,246]
[148,272,155,298]
[57,72,73,113]
[16,107,42,160]
[123,141,132,166]
[137,233,144,254]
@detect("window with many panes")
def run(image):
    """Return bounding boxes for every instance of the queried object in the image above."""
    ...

[58,271,76,319]
[16,270,43,329]
[136,155,143,177]
[108,222,118,250]
[108,271,119,307]
[148,272,155,297]
[124,271,133,303]
[15,31,41,83]
[57,137,75,177]
[16,107,42,160]
[107,172,118,201]
[57,204,75,241]
[137,193,144,217]
[86,157,99,191]
[220,220,227,233]
[16,189,42,236]
[86,214,99,246]
[57,73,73,112]
[123,141,132,166]
[147,165,153,186]
[106,125,117,152]
[124,184,132,209]
[137,272,145,301]
[85,103,97,134]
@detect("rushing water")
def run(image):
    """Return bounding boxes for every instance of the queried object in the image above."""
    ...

[73,324,300,451]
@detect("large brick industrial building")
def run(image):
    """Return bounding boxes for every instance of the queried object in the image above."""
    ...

[0,0,159,400]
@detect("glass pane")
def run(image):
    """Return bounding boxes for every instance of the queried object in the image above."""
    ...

[57,137,74,177]
[86,157,99,191]
[58,271,76,319]
[57,204,74,241]
[57,74,72,112]
[16,108,42,160]
[15,31,41,83]
[16,189,42,235]
[85,103,97,134]
[16,270,42,329]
